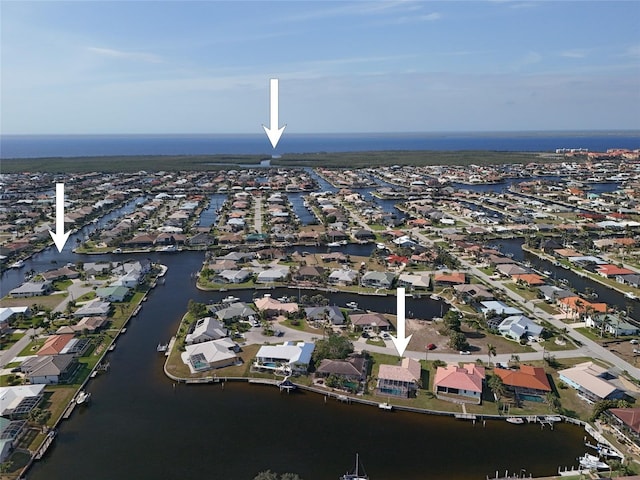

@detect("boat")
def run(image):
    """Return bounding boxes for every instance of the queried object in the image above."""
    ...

[506,417,524,424]
[277,297,290,303]
[76,391,91,405]
[222,295,240,303]
[378,402,392,411]
[430,294,440,300]
[157,343,168,353]
[376,243,386,250]
[542,270,552,276]
[327,241,343,247]
[121,328,127,334]
[346,302,359,309]
[9,260,25,269]
[578,453,609,470]
[544,415,562,423]
[625,292,637,300]
[108,343,116,352]
[341,453,369,480]
[585,442,623,459]
[158,244,178,253]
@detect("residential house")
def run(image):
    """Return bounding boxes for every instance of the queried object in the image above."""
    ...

[217,269,253,284]
[585,313,639,337]
[185,317,228,344]
[349,312,391,332]
[479,301,523,317]
[493,365,551,400]
[376,358,421,398]
[558,362,625,402]
[295,266,325,282]
[20,354,78,384]
[0,418,27,463]
[360,271,395,289]
[537,285,574,303]
[453,284,494,303]
[496,264,529,277]
[433,272,466,286]
[617,274,640,288]
[511,273,545,287]
[557,296,608,319]
[181,338,240,373]
[397,272,431,291]
[597,264,635,278]
[255,266,290,283]
[214,302,256,323]
[73,299,112,317]
[9,281,52,298]
[315,356,367,386]
[433,363,485,404]
[607,408,640,446]
[95,285,130,302]
[305,306,344,326]
[56,316,108,334]
[328,269,358,286]
[36,334,76,356]
[0,384,45,419]
[41,266,80,282]
[0,307,30,332]
[498,315,544,342]
[254,341,315,374]
[254,296,299,317]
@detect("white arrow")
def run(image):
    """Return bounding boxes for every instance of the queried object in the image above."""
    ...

[49,183,71,253]
[262,78,286,149]
[390,287,413,357]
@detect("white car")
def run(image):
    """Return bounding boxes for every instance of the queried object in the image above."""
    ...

[630,339,639,345]
[459,350,471,355]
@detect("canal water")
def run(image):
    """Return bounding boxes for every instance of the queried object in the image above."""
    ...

[26,251,591,480]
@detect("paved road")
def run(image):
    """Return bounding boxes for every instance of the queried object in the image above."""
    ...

[254,195,262,234]
[0,327,42,368]
[53,279,96,313]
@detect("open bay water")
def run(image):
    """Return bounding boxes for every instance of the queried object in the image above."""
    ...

[27,251,591,480]
[1,131,639,158]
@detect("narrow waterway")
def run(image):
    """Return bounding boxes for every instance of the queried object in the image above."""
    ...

[27,251,591,480]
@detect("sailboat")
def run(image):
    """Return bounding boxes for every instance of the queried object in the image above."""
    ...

[341,453,369,480]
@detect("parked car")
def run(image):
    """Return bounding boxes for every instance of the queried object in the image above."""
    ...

[426,343,436,350]
[630,339,639,345]
[459,350,471,355]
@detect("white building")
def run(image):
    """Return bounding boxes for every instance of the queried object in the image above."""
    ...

[185,317,228,345]
[254,341,315,374]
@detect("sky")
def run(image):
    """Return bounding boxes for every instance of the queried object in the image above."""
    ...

[1,0,639,135]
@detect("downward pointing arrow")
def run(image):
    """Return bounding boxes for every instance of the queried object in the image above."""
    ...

[49,183,71,253]
[262,78,286,149]
[390,287,413,357]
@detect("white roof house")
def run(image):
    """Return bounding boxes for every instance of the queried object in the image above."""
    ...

[254,341,315,373]
[479,301,523,317]
[558,362,624,402]
[0,385,45,417]
[255,266,289,283]
[185,317,228,345]
[498,315,543,341]
[181,338,239,373]
[73,299,111,317]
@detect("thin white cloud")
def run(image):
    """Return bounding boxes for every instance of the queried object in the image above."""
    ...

[621,45,640,58]
[86,47,162,63]
[279,0,427,23]
[392,12,442,24]
[560,49,587,59]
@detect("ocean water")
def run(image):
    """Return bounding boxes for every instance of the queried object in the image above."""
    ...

[1,131,639,158]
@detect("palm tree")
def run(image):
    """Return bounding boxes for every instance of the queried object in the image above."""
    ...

[488,374,506,402]
[487,343,497,367]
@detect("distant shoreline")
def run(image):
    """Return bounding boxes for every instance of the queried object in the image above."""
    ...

[0,150,578,173]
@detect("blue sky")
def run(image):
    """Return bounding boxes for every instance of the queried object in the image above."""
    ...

[2,0,639,134]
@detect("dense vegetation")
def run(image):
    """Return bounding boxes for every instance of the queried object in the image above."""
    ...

[1,150,556,173]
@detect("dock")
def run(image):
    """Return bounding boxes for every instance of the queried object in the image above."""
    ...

[454,413,477,420]
[34,431,56,460]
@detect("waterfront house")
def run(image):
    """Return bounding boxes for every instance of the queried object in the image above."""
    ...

[315,355,367,387]
[497,315,543,342]
[254,296,299,317]
[397,272,431,290]
[36,334,76,356]
[73,299,112,317]
[217,268,253,284]
[606,408,640,447]
[111,271,140,288]
[537,285,574,303]
[597,264,635,278]
[433,272,467,286]
[9,281,52,298]
[496,264,529,277]
[558,296,607,319]
[511,273,545,287]
[0,384,45,419]
[617,273,640,288]
[185,317,228,345]
[181,337,240,373]
[349,312,391,332]
[20,354,78,384]
[479,301,523,317]
[558,362,624,402]
[453,284,494,303]
[95,285,130,302]
[214,302,256,323]
[328,269,358,286]
[295,266,325,282]
[493,365,551,401]
[433,363,485,404]
[41,266,80,282]
[360,271,395,289]
[83,262,112,276]
[0,418,27,463]
[0,307,30,332]
[56,316,108,334]
[305,306,345,326]
[376,358,421,398]
[255,266,290,283]
[254,341,315,374]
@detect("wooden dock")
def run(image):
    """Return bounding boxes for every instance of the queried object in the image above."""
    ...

[34,431,56,460]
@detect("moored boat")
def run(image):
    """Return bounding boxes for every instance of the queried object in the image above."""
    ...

[341,453,369,480]
[578,453,609,470]
[76,390,91,405]
[378,402,392,411]
[346,302,359,309]
[221,295,240,303]
[9,260,25,269]
[506,417,524,424]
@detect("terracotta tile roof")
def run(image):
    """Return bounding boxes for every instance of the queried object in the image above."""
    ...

[434,363,485,393]
[559,296,608,313]
[609,407,640,434]
[378,358,421,383]
[494,365,551,392]
[597,264,635,276]
[433,272,466,284]
[37,334,75,356]
[512,273,545,286]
